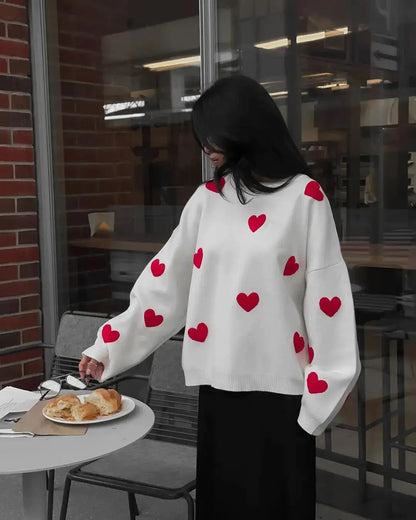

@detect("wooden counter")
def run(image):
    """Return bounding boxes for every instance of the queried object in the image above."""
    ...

[71,237,416,270]
[70,237,165,254]
[341,241,416,270]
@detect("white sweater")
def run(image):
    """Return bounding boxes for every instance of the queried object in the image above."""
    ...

[83,173,361,436]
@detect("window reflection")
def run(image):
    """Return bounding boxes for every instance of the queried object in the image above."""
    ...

[216,0,416,515]
[48,1,202,314]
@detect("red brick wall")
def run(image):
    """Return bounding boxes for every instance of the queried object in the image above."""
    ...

[0,0,43,390]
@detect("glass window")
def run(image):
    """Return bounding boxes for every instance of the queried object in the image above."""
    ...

[46,0,202,316]
[216,0,416,517]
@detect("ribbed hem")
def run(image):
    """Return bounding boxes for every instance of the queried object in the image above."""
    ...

[184,369,304,395]
[297,406,323,436]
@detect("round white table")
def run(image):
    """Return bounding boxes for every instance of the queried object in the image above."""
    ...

[0,396,155,520]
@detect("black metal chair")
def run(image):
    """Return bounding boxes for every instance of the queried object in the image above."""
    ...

[59,338,198,520]
[320,266,405,496]
[380,318,416,490]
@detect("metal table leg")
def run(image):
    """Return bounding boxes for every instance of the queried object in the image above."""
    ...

[22,471,48,520]
[382,333,392,490]
[396,338,406,473]
[356,326,367,497]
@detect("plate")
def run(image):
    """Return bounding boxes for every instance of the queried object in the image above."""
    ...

[42,394,135,425]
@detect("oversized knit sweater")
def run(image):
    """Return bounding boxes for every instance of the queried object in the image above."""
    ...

[83,173,361,436]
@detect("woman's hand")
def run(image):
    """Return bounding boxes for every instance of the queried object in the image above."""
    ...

[79,355,104,381]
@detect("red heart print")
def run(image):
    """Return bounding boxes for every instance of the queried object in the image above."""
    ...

[205,178,225,193]
[236,292,259,312]
[102,324,120,343]
[307,372,328,394]
[193,248,203,269]
[308,345,314,363]
[304,181,324,201]
[283,256,299,276]
[151,259,165,277]
[144,309,164,328]
[319,297,341,317]
[293,332,305,353]
[188,322,208,342]
[248,214,266,232]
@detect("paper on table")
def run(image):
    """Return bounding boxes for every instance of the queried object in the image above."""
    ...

[0,386,40,418]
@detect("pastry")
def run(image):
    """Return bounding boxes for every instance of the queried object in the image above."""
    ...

[84,388,122,416]
[44,394,81,419]
[71,402,100,421]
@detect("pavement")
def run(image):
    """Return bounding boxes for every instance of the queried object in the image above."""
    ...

[0,469,368,520]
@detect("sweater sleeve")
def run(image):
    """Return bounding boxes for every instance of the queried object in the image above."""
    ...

[82,187,203,381]
[297,182,361,436]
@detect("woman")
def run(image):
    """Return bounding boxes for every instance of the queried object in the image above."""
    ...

[80,75,360,520]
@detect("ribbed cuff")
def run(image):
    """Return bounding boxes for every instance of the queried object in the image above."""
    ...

[82,343,109,365]
[297,406,325,436]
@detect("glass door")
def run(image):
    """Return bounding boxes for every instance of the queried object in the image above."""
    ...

[214,1,416,518]
[46,0,202,316]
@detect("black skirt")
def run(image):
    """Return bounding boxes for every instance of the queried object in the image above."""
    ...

[196,385,316,520]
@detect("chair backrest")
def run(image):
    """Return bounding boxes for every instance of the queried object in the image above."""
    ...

[147,339,198,447]
[149,339,197,396]
[50,311,111,378]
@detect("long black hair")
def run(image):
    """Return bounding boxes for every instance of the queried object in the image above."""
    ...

[192,75,310,204]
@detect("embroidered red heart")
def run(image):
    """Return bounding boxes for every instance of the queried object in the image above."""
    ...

[144,309,164,328]
[304,181,324,201]
[102,324,120,343]
[293,332,305,353]
[193,248,203,268]
[308,345,314,363]
[283,256,299,276]
[319,296,341,317]
[307,372,328,394]
[236,292,259,312]
[248,214,266,232]
[151,259,165,277]
[188,322,208,342]
[205,177,225,193]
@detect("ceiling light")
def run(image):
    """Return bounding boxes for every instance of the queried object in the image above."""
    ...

[255,26,349,50]
[103,100,145,115]
[302,73,333,79]
[255,37,289,50]
[366,78,383,85]
[299,26,349,43]
[297,31,326,44]
[317,82,348,89]
[269,90,288,97]
[316,83,339,89]
[332,83,349,90]
[143,55,200,72]
[104,113,145,120]
[181,94,200,102]
[325,27,349,38]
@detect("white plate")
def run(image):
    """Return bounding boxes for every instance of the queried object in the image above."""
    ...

[42,394,135,425]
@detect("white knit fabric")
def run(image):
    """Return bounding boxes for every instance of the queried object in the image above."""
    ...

[83,173,360,435]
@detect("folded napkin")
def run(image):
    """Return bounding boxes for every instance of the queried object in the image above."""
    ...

[12,401,87,436]
[0,386,39,418]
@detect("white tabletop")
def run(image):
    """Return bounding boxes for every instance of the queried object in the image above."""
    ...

[0,395,155,475]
